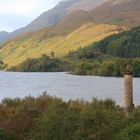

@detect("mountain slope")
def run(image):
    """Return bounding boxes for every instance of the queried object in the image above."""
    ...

[0,0,108,42]
[91,0,140,27]
[9,0,140,39]
[69,0,108,11]
[9,9,94,42]
[10,0,81,37]
[52,10,94,36]
[0,0,140,43]
[0,32,10,42]
[0,23,125,67]
[11,0,109,36]
[0,0,109,40]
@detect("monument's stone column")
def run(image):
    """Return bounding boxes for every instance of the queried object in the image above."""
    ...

[124,65,134,113]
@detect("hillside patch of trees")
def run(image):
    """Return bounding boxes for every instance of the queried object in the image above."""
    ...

[9,55,64,72]
[92,26,140,58]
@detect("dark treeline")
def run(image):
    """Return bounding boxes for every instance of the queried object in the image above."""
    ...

[0,94,140,140]
[91,26,140,58]
[68,26,140,59]
[8,54,140,77]
[74,58,140,77]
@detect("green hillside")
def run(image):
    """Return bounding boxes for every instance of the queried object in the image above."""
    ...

[0,23,124,67]
[67,26,140,77]
[70,26,140,58]
[92,26,140,58]
[9,26,140,77]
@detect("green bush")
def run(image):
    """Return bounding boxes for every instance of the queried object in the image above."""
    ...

[0,129,16,140]
[9,55,64,72]
[0,94,140,140]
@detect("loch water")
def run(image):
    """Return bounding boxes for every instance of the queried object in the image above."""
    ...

[0,72,139,105]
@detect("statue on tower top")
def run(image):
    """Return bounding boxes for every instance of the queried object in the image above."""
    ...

[125,64,133,75]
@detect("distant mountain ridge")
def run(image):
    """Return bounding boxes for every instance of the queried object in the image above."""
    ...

[0,31,10,42]
[10,0,81,38]
[0,0,107,42]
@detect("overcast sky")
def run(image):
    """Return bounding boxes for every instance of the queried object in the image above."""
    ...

[0,0,62,32]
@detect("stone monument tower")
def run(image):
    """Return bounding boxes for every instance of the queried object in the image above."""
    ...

[124,65,134,113]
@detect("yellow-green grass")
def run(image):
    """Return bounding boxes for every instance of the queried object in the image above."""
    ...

[0,23,126,67]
